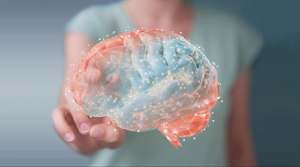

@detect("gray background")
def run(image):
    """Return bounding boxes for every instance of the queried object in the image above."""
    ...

[1,0,300,166]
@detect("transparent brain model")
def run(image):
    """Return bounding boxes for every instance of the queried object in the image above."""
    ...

[70,30,219,147]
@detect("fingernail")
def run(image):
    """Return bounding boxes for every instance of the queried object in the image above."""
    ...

[64,133,74,142]
[92,127,104,139]
[80,123,90,133]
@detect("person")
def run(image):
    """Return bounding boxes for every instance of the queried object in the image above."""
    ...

[51,0,263,166]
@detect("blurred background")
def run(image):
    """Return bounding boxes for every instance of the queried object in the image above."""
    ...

[1,0,300,166]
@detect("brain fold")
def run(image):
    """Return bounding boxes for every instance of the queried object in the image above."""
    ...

[70,30,219,147]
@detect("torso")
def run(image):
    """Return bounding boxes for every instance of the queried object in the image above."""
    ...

[65,1,262,166]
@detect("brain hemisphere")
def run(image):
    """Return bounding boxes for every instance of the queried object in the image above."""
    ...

[70,30,219,147]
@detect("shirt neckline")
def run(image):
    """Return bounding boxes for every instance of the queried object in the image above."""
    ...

[116,1,198,42]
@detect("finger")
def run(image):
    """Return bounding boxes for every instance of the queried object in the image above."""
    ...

[65,87,91,135]
[90,124,126,148]
[101,116,113,125]
[51,107,75,143]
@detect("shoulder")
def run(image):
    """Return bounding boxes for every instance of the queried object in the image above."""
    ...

[84,3,123,21]
[65,2,123,43]
[193,5,263,80]
[194,5,255,35]
[195,4,262,50]
[68,3,121,22]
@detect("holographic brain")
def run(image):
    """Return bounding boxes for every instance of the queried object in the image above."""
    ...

[70,30,219,147]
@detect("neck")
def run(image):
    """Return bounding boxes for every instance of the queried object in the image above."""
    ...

[124,0,190,28]
[125,0,184,19]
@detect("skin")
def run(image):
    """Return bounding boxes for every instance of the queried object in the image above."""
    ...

[228,68,256,166]
[52,0,256,165]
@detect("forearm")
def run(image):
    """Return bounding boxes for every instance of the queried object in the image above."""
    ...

[228,68,256,166]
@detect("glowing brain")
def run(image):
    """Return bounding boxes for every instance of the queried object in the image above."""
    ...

[70,30,219,147]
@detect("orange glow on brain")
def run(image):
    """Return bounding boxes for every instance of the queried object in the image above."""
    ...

[70,30,219,147]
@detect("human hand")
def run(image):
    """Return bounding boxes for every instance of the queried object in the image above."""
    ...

[51,87,126,155]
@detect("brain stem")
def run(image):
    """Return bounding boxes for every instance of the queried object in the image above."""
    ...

[156,110,211,147]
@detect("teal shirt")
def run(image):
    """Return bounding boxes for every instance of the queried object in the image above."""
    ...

[65,1,263,166]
